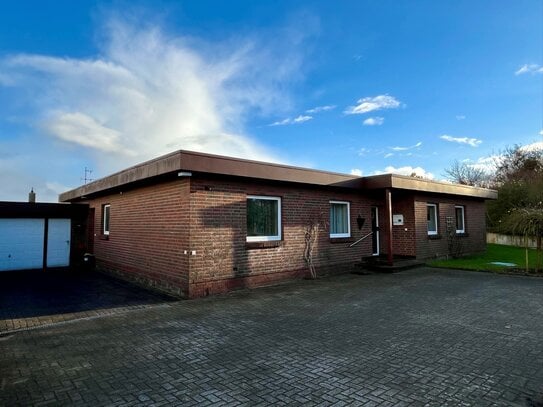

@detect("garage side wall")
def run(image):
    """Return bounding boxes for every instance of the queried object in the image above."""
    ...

[187,177,377,298]
[414,194,486,260]
[87,179,189,296]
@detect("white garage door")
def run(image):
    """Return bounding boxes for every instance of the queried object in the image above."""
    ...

[47,219,71,267]
[0,219,45,271]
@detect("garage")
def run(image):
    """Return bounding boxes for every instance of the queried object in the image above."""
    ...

[0,202,88,272]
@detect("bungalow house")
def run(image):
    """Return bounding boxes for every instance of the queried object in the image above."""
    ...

[60,150,497,298]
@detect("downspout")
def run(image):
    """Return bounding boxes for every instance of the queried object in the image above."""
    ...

[385,188,393,266]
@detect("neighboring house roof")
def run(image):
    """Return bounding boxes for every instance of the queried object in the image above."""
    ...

[59,149,497,202]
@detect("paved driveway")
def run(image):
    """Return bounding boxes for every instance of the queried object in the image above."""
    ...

[0,269,174,332]
[2,268,543,406]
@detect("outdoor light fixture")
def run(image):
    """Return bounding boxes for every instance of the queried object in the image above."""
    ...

[357,215,365,230]
[177,171,192,177]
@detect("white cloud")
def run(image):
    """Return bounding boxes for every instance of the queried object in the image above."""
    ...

[305,105,335,114]
[344,95,401,115]
[390,141,422,151]
[465,156,500,174]
[0,18,310,175]
[358,147,370,156]
[293,115,312,123]
[456,115,466,120]
[350,168,363,176]
[373,165,434,179]
[269,114,313,126]
[363,116,384,126]
[384,152,394,158]
[539,130,543,136]
[515,64,543,75]
[440,135,482,147]
[520,141,543,152]
[43,112,130,154]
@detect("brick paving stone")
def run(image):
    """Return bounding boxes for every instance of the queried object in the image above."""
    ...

[2,268,543,406]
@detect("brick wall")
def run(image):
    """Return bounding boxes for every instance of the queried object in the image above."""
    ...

[187,177,378,297]
[414,194,486,260]
[391,193,416,257]
[86,179,190,296]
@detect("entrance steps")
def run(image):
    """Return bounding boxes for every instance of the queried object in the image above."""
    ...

[353,256,424,274]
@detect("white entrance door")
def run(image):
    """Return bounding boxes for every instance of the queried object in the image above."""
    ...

[371,207,380,256]
[0,219,45,271]
[47,219,71,267]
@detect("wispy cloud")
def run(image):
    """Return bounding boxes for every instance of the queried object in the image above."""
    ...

[440,135,482,147]
[0,17,312,178]
[456,115,466,120]
[390,141,422,151]
[305,105,335,114]
[344,95,401,115]
[363,116,384,126]
[384,153,394,158]
[270,114,313,126]
[350,168,363,176]
[373,165,434,180]
[515,64,543,75]
[358,147,373,157]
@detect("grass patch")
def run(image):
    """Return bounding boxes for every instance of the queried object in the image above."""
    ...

[428,243,540,272]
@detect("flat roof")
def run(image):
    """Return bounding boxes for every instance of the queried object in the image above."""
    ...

[59,149,497,202]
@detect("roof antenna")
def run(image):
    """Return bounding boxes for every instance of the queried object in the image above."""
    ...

[82,167,94,184]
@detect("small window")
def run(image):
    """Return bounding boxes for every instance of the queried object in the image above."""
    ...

[330,201,351,238]
[246,196,281,242]
[427,203,438,235]
[103,204,111,235]
[455,205,465,234]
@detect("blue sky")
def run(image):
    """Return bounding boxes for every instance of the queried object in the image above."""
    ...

[0,0,541,201]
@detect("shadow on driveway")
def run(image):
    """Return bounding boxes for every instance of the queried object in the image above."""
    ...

[0,269,177,332]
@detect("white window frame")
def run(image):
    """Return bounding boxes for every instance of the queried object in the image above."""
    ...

[427,203,438,235]
[246,196,281,242]
[455,205,465,234]
[329,200,351,238]
[103,204,111,236]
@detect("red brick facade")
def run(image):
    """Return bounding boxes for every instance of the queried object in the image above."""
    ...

[83,176,488,298]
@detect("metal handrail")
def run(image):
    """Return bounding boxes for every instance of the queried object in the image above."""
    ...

[349,231,373,247]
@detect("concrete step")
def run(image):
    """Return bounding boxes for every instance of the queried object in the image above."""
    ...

[354,258,424,273]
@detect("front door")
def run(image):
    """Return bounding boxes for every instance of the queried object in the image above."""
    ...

[371,207,379,256]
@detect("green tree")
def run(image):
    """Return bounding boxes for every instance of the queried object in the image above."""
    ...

[502,207,543,272]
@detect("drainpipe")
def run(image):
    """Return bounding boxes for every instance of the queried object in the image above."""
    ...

[385,188,393,266]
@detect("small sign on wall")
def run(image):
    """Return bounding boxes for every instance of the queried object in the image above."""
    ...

[392,214,404,226]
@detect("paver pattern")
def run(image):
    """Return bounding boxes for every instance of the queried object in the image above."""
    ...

[0,269,174,332]
[2,268,543,406]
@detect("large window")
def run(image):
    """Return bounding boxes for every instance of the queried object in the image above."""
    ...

[427,203,438,235]
[246,196,281,242]
[455,205,465,234]
[330,201,351,238]
[103,204,111,235]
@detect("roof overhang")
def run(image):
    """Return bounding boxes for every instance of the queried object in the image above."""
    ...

[363,174,497,199]
[59,150,498,202]
[59,150,363,202]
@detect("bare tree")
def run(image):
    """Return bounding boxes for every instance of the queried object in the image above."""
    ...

[444,160,491,187]
[303,210,328,279]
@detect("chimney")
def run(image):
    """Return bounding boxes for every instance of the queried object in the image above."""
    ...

[28,188,36,203]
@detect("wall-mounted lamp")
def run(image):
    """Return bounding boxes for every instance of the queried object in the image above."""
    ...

[178,171,192,177]
[357,215,365,230]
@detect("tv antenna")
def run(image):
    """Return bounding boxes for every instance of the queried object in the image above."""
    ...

[82,167,94,184]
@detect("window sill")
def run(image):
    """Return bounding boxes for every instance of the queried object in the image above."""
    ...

[455,232,469,237]
[427,234,442,240]
[99,234,109,240]
[246,241,282,250]
[329,237,354,244]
